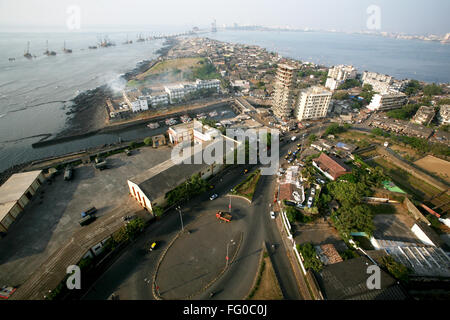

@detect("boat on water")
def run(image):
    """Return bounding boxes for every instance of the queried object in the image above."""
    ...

[209,111,218,117]
[88,45,98,49]
[147,122,160,129]
[221,110,230,115]
[24,41,33,59]
[44,40,57,56]
[63,41,72,53]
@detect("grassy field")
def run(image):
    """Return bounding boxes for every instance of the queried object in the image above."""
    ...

[414,155,450,184]
[249,255,283,300]
[127,57,205,88]
[367,157,450,214]
[232,170,261,201]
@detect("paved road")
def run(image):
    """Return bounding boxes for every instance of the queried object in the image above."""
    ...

[83,161,303,300]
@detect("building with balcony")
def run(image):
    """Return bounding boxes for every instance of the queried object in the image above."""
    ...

[438,105,450,125]
[271,64,297,120]
[411,105,436,125]
[367,92,407,111]
[294,86,332,121]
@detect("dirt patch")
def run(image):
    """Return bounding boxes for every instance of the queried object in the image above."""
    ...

[414,155,450,184]
[250,256,283,300]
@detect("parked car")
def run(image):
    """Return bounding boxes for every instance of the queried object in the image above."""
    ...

[209,194,218,201]
[64,167,73,181]
[149,241,158,251]
[307,197,313,208]
[124,148,131,156]
[270,211,276,219]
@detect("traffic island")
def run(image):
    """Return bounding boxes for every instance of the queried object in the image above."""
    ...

[153,212,243,300]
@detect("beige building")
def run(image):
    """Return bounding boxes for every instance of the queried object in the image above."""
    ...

[294,86,332,121]
[362,71,393,94]
[0,171,44,233]
[271,64,297,119]
[367,92,407,111]
[411,106,436,125]
[439,105,450,125]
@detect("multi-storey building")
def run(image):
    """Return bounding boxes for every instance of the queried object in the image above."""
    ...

[439,105,450,125]
[195,79,221,92]
[294,86,332,121]
[271,64,297,119]
[123,90,149,112]
[164,83,197,103]
[367,92,407,111]
[325,65,357,91]
[362,71,394,94]
[411,106,436,125]
[147,91,169,107]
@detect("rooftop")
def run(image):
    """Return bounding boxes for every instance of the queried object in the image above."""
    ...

[0,171,42,221]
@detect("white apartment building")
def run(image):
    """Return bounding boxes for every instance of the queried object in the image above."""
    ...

[294,86,332,121]
[123,91,149,113]
[326,65,357,91]
[439,105,450,125]
[196,79,221,92]
[164,83,197,104]
[367,92,407,111]
[325,78,339,91]
[272,64,297,119]
[411,106,435,125]
[164,79,220,104]
[362,71,394,94]
[147,92,169,107]
[328,65,357,81]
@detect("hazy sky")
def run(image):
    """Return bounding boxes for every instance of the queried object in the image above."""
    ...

[1,0,449,34]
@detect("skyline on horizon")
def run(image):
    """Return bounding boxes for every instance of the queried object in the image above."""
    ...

[0,0,449,35]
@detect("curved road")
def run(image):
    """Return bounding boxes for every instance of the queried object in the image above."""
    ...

[83,162,302,300]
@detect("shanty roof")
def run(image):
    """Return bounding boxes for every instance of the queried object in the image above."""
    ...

[0,171,42,222]
[313,153,351,180]
[317,256,407,300]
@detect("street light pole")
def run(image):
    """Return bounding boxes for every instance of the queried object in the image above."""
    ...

[176,206,184,231]
[226,239,235,268]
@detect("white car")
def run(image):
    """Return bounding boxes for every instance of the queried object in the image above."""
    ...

[209,194,218,200]
[307,197,313,208]
[270,211,276,219]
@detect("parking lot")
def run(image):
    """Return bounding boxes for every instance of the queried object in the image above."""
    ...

[0,145,172,286]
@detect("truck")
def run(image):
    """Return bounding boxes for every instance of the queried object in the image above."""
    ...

[79,214,96,226]
[291,136,297,142]
[216,211,232,222]
[64,167,73,181]
[81,207,97,218]
[95,160,108,170]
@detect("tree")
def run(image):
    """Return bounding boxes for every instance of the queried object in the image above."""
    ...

[386,104,419,120]
[325,123,347,135]
[423,83,443,96]
[403,80,422,96]
[143,137,152,146]
[360,84,375,102]
[332,204,374,237]
[337,79,361,90]
[298,243,323,272]
[381,255,411,283]
[308,134,317,143]
[332,91,349,100]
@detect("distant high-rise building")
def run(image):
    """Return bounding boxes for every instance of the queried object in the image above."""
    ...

[294,86,332,121]
[367,92,407,111]
[211,19,217,33]
[271,64,297,119]
[325,65,357,91]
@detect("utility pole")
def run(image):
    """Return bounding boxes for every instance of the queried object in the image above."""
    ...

[176,206,184,231]
[226,239,235,268]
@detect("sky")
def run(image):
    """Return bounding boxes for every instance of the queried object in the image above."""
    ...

[0,0,449,34]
